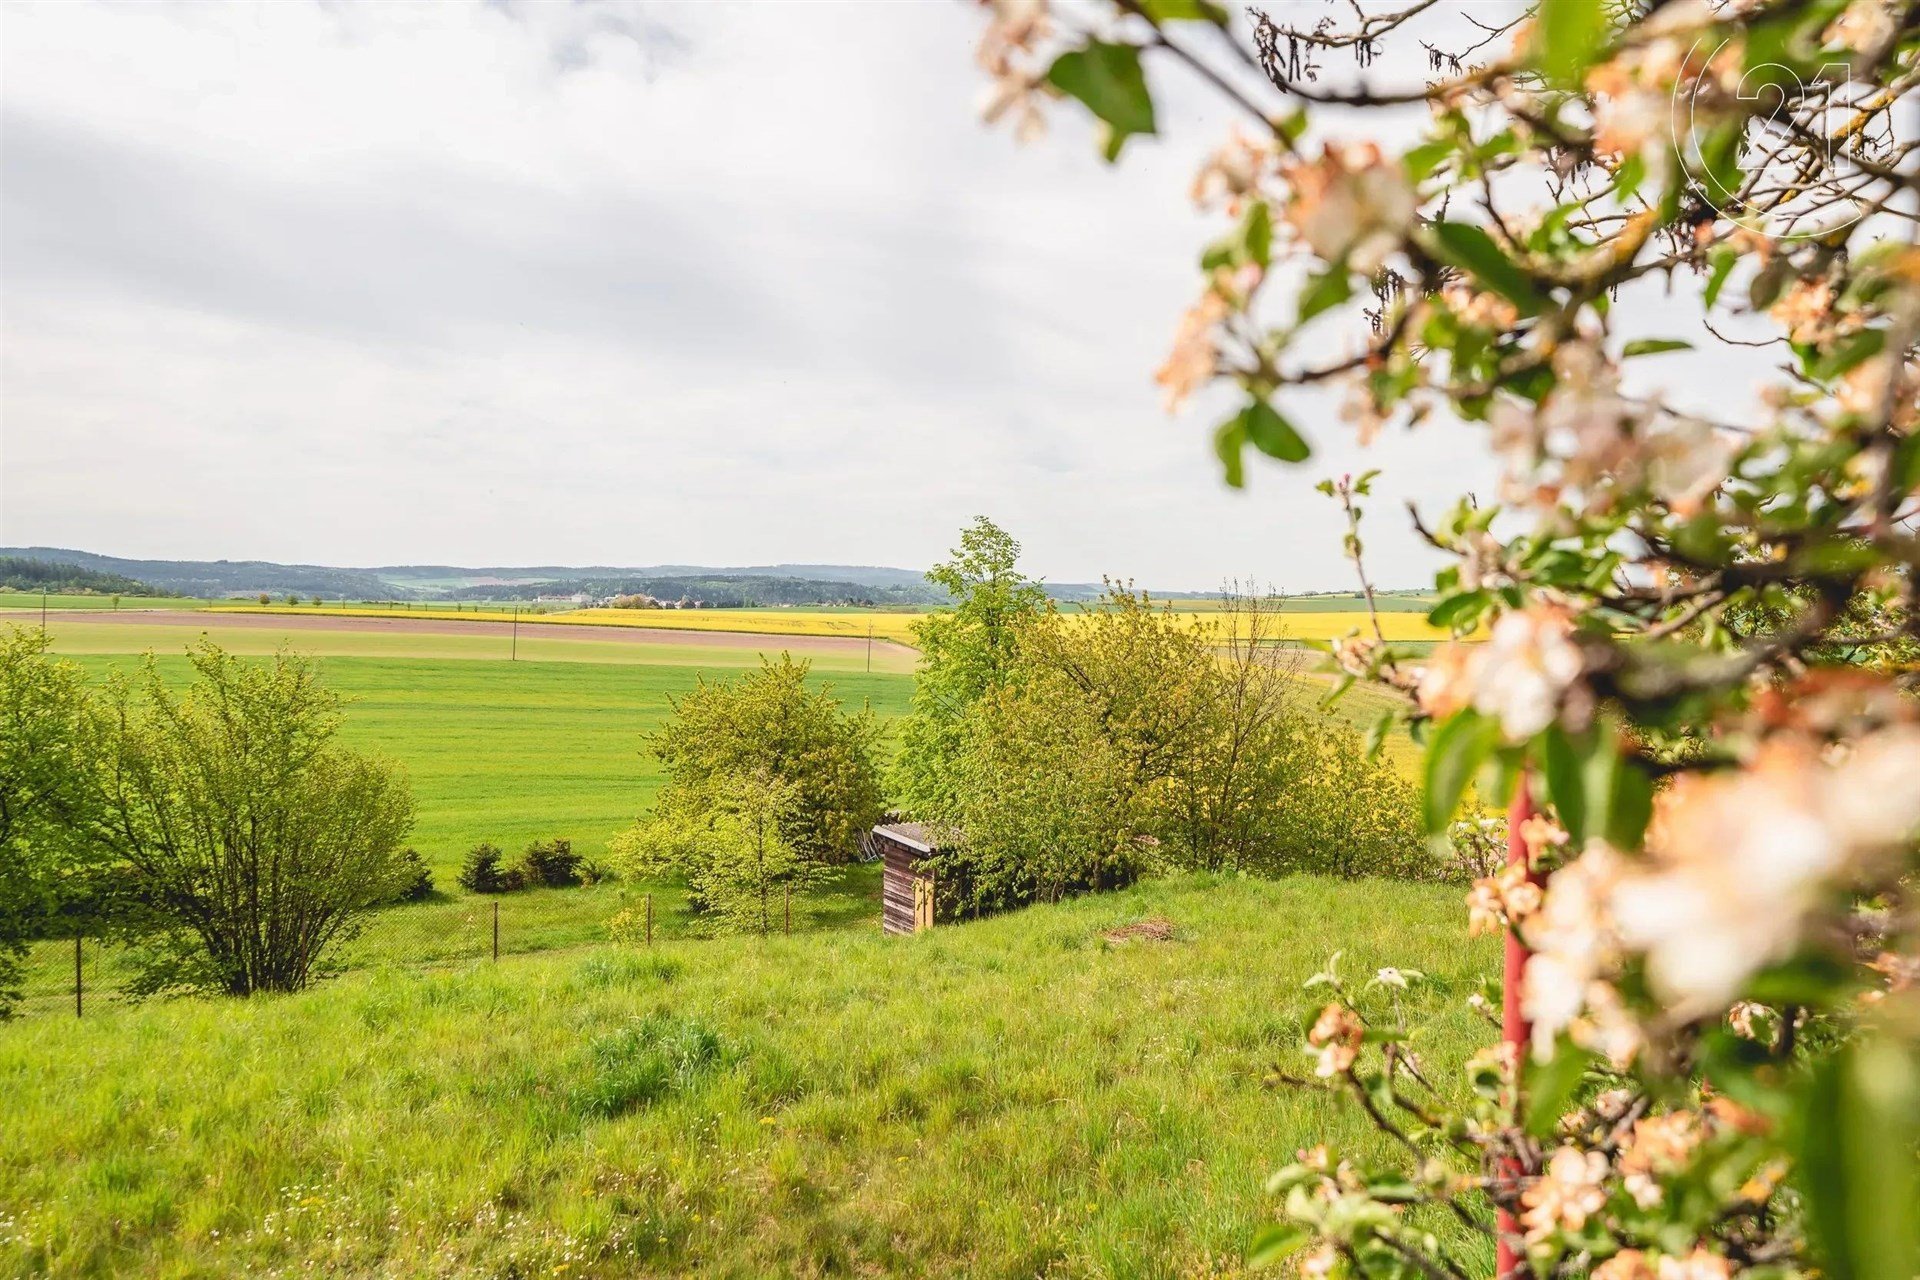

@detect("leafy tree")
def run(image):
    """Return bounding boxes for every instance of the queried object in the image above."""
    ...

[972,0,1920,1274]
[0,628,106,1015]
[647,653,882,864]
[97,642,415,995]
[923,586,1424,913]
[612,768,815,935]
[891,517,1048,817]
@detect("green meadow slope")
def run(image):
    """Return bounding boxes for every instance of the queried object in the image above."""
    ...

[0,875,1495,1280]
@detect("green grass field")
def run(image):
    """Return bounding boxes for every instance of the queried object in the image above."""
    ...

[50,643,914,875]
[12,615,915,1016]
[0,875,1495,1279]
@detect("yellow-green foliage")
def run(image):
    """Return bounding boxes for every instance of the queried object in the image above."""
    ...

[0,875,1495,1279]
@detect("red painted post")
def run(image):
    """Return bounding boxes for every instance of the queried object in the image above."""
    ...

[1498,776,1536,1279]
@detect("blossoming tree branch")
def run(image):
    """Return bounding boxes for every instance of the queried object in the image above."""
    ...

[973,0,1919,1277]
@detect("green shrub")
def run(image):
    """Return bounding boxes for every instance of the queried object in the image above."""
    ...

[97,642,416,997]
[388,848,436,903]
[515,838,583,888]
[457,843,517,894]
[907,579,1428,915]
[644,653,884,864]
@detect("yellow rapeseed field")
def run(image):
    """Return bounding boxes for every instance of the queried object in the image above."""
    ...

[208,604,929,645]
[206,603,1458,647]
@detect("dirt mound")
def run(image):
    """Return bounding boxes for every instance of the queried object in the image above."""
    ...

[1102,917,1175,943]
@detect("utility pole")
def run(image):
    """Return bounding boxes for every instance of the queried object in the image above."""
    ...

[41,589,49,633]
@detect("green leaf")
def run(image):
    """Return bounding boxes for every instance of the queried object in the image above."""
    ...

[1213,417,1247,488]
[1524,1040,1595,1136]
[1810,328,1887,382]
[1046,42,1156,161]
[1236,400,1312,463]
[1429,222,1547,316]
[1797,1037,1920,1280]
[1424,711,1496,834]
[1138,0,1229,23]
[1704,247,1738,308]
[1622,338,1693,357]
[1426,590,1487,632]
[1297,265,1354,324]
[1537,0,1608,87]
[1246,1223,1310,1268]
[1403,139,1453,183]
[1540,727,1589,847]
[1363,708,1395,761]
[1242,200,1273,269]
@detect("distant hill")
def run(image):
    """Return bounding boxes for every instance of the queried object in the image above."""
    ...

[0,555,174,597]
[0,548,1157,606]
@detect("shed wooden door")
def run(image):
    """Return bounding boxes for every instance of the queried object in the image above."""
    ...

[913,874,934,931]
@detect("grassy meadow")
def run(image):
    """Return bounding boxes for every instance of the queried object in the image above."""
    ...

[40,623,916,873]
[11,614,914,1016]
[0,875,1496,1279]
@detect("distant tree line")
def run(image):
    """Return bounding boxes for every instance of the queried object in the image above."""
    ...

[0,557,174,597]
[443,574,941,608]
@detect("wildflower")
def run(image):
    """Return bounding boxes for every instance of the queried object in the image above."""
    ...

[1153,287,1229,413]
[1595,1251,1657,1280]
[1705,1094,1772,1137]
[1726,1001,1771,1040]
[1281,142,1416,273]
[1825,0,1898,60]
[1521,843,1624,1056]
[1614,730,1920,1016]
[1468,861,1541,937]
[1472,607,1585,742]
[1191,128,1275,214]
[976,0,1052,143]
[1299,1242,1340,1279]
[1640,414,1731,517]
[1618,1111,1699,1208]
[1333,633,1378,677]
[1308,1002,1364,1077]
[1769,279,1846,345]
[1415,643,1476,719]
[1656,1249,1732,1280]
[1441,280,1519,331]
[1518,813,1568,864]
[1520,1147,1610,1242]
[1572,979,1644,1068]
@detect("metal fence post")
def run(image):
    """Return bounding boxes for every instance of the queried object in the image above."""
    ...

[74,935,83,1018]
[645,894,653,948]
[492,901,500,962]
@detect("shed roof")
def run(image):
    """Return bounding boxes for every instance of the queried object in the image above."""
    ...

[874,821,935,854]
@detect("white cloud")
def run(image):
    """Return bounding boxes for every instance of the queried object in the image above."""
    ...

[1,0,1496,589]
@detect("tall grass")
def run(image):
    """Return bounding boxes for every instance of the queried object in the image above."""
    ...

[1,875,1495,1279]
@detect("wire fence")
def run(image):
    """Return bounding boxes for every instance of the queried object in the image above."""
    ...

[10,884,644,1021]
[10,869,877,1022]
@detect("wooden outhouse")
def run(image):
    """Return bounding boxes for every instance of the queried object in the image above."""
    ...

[873,822,937,935]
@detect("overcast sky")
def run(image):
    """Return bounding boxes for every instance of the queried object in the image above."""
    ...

[2,0,1520,589]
